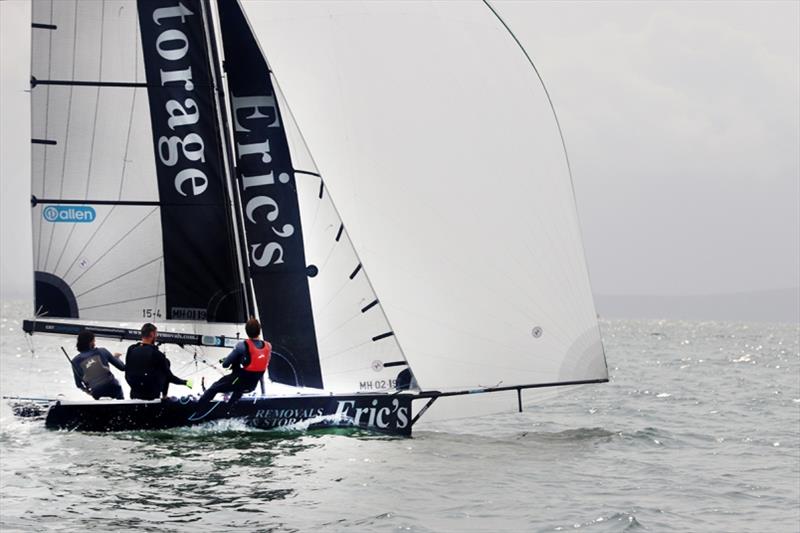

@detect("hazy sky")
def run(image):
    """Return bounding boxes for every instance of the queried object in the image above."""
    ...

[1,0,798,301]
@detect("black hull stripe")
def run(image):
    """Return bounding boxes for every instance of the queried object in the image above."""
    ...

[31,139,56,145]
[32,23,57,30]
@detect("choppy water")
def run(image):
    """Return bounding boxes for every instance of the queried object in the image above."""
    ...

[1,300,798,532]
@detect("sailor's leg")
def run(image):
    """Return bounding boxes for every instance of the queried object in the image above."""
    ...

[228,373,261,403]
[197,374,237,403]
[110,380,124,400]
[228,386,247,403]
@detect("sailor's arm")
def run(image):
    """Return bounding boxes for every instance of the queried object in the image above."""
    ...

[220,342,246,369]
[158,349,188,385]
[71,362,85,390]
[99,348,126,371]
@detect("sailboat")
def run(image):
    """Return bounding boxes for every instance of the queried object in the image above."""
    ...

[9,0,608,435]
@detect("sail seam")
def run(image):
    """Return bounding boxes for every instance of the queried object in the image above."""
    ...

[53,0,107,276]
[69,207,158,285]
[79,293,167,311]
[37,0,56,271]
[74,255,162,298]
[117,12,139,202]
[43,2,79,272]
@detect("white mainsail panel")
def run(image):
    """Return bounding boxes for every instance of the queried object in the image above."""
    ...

[242,1,607,391]
[31,0,166,321]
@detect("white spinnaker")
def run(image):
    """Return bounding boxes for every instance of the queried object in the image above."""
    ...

[273,78,408,393]
[31,0,167,321]
[242,1,607,392]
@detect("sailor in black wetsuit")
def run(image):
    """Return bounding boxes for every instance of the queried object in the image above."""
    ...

[197,318,270,405]
[71,330,126,400]
[125,323,192,400]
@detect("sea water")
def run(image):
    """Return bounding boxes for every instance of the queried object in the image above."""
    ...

[1,300,798,532]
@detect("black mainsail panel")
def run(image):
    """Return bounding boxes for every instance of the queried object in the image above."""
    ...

[137,0,245,322]
[217,0,322,387]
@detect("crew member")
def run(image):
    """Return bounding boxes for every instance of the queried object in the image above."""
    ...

[71,330,126,400]
[197,318,270,404]
[125,323,192,400]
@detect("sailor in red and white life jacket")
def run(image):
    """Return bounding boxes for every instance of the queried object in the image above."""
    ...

[196,318,271,404]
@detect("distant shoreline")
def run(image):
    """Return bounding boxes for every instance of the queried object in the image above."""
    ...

[595,288,800,323]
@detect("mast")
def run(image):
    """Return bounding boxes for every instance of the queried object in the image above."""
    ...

[198,0,255,319]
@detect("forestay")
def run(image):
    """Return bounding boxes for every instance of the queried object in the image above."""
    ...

[239,0,608,392]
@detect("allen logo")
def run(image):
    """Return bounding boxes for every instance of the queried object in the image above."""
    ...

[43,205,96,223]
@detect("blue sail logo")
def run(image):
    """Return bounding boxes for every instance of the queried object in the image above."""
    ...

[42,205,96,223]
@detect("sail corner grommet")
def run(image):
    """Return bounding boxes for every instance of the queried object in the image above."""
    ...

[306,264,318,278]
[531,326,543,338]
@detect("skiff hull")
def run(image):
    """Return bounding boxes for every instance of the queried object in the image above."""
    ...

[9,394,414,435]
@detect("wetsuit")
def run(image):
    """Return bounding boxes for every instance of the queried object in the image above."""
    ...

[197,339,270,404]
[72,348,125,400]
[124,342,187,400]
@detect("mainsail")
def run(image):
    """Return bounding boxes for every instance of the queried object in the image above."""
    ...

[31,0,246,323]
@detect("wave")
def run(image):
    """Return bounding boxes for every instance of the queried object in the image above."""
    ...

[518,427,617,441]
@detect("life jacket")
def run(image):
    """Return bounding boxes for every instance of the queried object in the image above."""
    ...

[243,338,271,373]
[79,350,114,390]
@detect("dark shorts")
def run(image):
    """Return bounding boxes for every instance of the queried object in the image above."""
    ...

[91,380,124,400]
[127,375,167,400]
